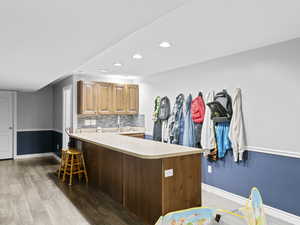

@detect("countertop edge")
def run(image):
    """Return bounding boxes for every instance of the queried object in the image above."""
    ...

[70,134,203,159]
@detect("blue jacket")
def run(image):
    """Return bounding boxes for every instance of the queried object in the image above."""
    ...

[183,94,195,147]
[215,122,231,158]
[178,111,185,145]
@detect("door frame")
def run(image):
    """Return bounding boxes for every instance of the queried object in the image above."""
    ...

[0,91,17,159]
[62,85,72,149]
[13,92,17,159]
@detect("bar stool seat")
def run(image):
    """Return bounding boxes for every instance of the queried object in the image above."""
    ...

[58,148,88,186]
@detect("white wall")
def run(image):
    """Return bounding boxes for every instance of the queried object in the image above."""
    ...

[140,38,300,152]
[53,76,75,132]
[17,86,53,130]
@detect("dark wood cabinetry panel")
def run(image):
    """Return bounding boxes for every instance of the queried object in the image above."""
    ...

[78,138,202,225]
[123,155,162,225]
[162,154,202,214]
[121,133,145,139]
[82,142,101,186]
[82,142,123,203]
[99,148,123,203]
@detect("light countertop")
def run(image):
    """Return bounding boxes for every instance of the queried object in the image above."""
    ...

[70,132,204,159]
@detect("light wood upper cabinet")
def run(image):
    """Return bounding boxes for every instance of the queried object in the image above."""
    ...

[112,84,127,114]
[96,82,113,114]
[126,84,139,114]
[77,81,97,115]
[77,81,139,115]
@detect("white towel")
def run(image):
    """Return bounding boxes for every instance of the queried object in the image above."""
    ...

[201,91,216,150]
[229,88,246,162]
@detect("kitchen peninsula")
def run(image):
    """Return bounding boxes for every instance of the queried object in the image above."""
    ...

[70,132,204,225]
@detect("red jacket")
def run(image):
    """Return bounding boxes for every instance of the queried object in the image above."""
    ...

[191,96,205,123]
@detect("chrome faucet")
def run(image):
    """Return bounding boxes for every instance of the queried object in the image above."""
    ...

[117,115,121,130]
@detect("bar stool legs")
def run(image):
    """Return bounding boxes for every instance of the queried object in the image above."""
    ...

[58,149,67,178]
[81,154,88,183]
[69,154,74,186]
[62,153,69,183]
[58,149,88,186]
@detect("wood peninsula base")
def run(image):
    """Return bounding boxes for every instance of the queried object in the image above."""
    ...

[71,135,202,225]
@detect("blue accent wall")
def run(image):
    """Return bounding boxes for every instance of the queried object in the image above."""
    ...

[17,130,54,155]
[52,131,63,157]
[17,130,62,156]
[145,134,153,140]
[16,131,300,216]
[141,135,300,216]
[202,150,300,217]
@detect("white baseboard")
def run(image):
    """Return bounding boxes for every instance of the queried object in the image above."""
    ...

[15,152,54,159]
[52,153,61,162]
[202,183,300,225]
[15,152,61,162]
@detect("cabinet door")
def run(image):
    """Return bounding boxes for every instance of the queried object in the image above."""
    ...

[126,85,139,114]
[112,84,127,114]
[97,82,113,114]
[77,81,97,115]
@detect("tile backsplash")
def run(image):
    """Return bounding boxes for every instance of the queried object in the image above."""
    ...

[77,114,145,129]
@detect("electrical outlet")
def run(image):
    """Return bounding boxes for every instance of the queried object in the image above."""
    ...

[56,144,60,150]
[84,120,91,126]
[208,165,212,174]
[164,169,174,178]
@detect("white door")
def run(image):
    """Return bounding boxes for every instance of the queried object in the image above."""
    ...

[0,92,13,159]
[63,86,72,149]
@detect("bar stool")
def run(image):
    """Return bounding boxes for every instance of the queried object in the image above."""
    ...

[58,148,68,178]
[60,149,88,186]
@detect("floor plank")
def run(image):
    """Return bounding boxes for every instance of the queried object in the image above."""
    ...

[0,157,294,225]
[0,157,145,225]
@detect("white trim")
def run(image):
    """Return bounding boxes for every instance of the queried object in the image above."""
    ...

[246,146,300,159]
[63,85,72,149]
[17,128,54,132]
[16,128,63,133]
[15,152,54,159]
[145,131,153,136]
[52,153,61,162]
[202,183,300,225]
[15,131,300,159]
[15,152,61,162]
[13,91,17,159]
[53,129,63,133]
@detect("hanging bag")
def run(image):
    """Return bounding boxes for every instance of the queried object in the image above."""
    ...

[191,92,205,124]
[207,89,232,122]
[158,96,171,121]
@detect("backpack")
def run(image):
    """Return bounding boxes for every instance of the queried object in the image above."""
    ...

[158,96,171,120]
[191,92,205,123]
[207,89,232,122]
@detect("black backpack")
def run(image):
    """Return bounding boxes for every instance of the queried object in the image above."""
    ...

[158,96,171,120]
[207,89,232,122]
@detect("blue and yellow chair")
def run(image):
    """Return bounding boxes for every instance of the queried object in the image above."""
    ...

[155,187,267,225]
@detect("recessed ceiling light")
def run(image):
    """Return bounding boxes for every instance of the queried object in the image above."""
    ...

[114,62,122,67]
[133,53,143,59]
[159,41,171,48]
[100,69,108,73]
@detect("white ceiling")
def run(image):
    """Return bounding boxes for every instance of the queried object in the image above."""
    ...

[1,0,300,91]
[79,0,300,77]
[0,0,187,91]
